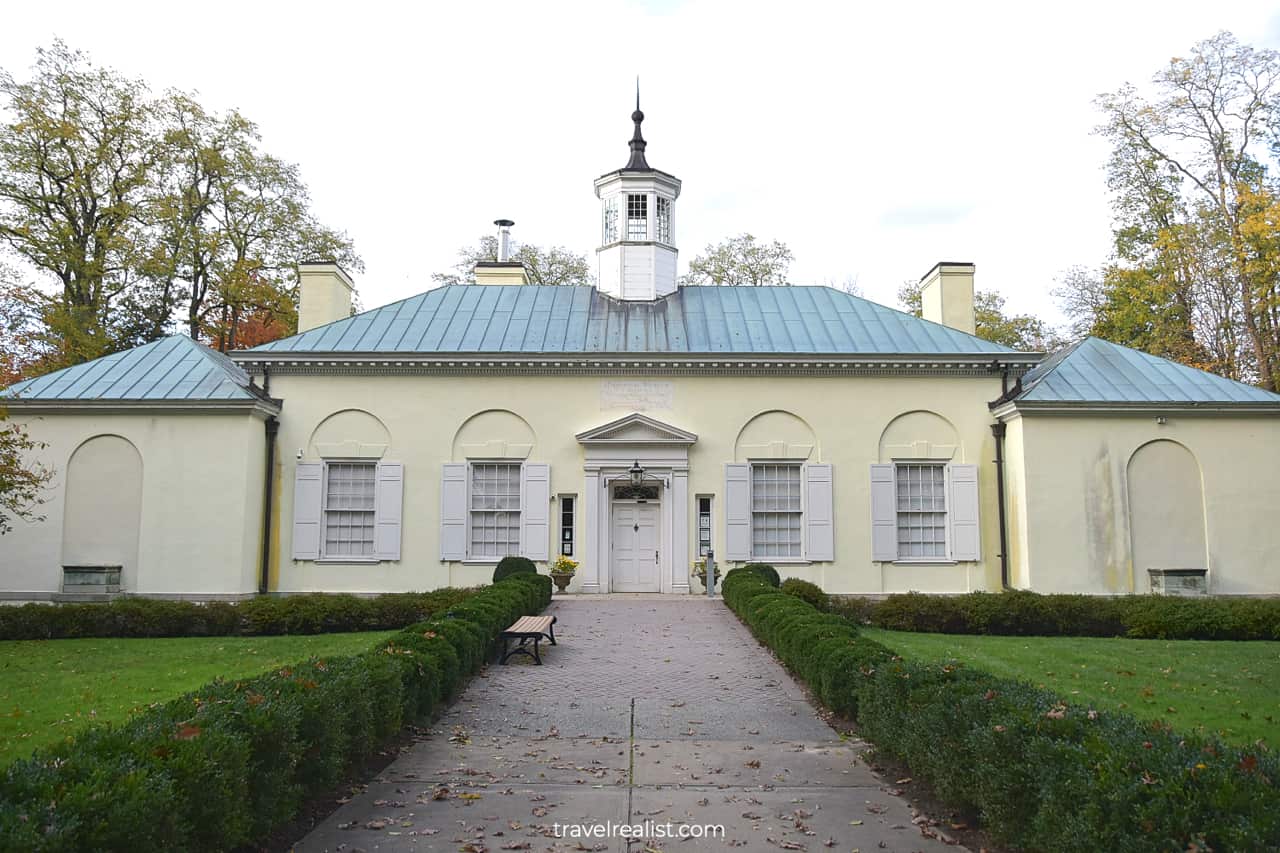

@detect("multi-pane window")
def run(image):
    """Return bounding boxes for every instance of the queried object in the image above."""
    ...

[469,462,521,559]
[697,496,712,557]
[750,463,803,559]
[324,462,376,557]
[626,193,648,240]
[602,197,619,244]
[656,197,671,244]
[560,495,575,557]
[895,463,947,558]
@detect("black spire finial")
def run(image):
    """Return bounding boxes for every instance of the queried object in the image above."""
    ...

[625,78,650,170]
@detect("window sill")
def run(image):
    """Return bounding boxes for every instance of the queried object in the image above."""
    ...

[314,558,381,565]
[460,558,504,565]
[891,560,959,566]
[750,559,812,565]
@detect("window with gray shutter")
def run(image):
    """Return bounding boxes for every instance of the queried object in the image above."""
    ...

[323,462,377,557]
[751,462,803,559]
[895,462,947,559]
[469,462,521,558]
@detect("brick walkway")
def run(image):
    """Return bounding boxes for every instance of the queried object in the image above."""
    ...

[296,597,963,852]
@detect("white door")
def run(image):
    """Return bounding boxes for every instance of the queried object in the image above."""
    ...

[611,503,661,592]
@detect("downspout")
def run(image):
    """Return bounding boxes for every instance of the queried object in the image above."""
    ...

[990,420,1010,591]
[259,415,279,595]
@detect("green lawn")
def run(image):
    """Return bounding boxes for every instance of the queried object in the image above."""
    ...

[0,631,396,765]
[862,628,1280,747]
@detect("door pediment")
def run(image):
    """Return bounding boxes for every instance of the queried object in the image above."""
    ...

[576,412,697,446]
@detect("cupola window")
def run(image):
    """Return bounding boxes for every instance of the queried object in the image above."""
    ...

[626,193,648,240]
[602,197,619,244]
[656,197,671,244]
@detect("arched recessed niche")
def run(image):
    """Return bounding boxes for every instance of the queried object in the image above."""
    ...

[452,410,536,460]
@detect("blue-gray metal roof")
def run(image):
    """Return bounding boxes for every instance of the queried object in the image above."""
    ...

[1,335,265,402]
[1014,337,1280,404]
[249,285,1017,355]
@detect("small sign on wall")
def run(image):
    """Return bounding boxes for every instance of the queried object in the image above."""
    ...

[600,381,674,410]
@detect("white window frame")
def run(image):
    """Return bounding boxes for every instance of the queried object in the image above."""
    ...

[466,460,523,561]
[602,196,619,244]
[319,459,379,562]
[656,196,671,244]
[697,494,713,557]
[748,461,806,562]
[559,493,576,558]
[626,193,648,240]
[893,461,951,563]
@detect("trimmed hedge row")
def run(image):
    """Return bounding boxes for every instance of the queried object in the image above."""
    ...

[0,589,477,641]
[722,569,1280,852]
[0,574,553,852]
[828,589,1280,641]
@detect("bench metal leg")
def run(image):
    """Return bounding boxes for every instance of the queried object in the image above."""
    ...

[499,634,545,665]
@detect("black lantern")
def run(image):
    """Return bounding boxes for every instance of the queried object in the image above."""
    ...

[628,460,645,487]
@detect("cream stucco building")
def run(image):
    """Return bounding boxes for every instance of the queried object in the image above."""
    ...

[4,106,1280,601]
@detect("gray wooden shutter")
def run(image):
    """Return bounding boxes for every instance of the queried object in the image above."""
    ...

[373,462,403,561]
[870,464,897,561]
[948,463,981,561]
[440,463,467,560]
[291,462,324,560]
[725,463,751,561]
[804,464,834,561]
[520,462,550,561]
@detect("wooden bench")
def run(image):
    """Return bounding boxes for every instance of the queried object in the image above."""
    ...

[499,615,557,665]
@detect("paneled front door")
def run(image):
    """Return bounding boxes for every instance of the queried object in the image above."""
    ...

[611,502,660,592]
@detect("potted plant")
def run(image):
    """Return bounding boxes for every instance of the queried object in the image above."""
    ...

[549,554,578,593]
[691,558,721,591]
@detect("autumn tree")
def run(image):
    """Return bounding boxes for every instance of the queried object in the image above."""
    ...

[681,233,794,286]
[898,279,1061,351]
[0,409,52,535]
[0,41,155,369]
[1083,31,1280,389]
[0,41,362,370]
[433,235,592,287]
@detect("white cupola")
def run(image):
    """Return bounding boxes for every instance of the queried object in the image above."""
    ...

[594,91,681,300]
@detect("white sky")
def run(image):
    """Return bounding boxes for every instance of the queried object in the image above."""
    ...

[3,1,1280,326]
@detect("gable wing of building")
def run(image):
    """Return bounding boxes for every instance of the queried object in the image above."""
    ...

[0,335,280,413]
[992,336,1280,413]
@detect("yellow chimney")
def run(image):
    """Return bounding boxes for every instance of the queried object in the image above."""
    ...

[920,262,976,336]
[297,262,355,332]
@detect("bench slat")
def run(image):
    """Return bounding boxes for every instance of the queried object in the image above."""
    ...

[504,615,553,635]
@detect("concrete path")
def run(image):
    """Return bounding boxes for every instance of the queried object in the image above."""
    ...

[297,597,963,852]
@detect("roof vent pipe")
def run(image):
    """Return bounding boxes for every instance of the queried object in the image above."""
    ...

[495,219,515,263]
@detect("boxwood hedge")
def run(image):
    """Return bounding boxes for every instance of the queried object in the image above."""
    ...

[858,589,1280,640]
[0,588,477,641]
[721,568,1280,852]
[0,574,552,852]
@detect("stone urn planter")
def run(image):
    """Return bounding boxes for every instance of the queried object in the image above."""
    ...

[691,559,721,592]
[549,555,579,595]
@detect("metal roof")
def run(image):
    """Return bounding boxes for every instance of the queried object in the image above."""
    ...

[1,335,268,402]
[249,285,1017,356]
[1013,337,1280,405]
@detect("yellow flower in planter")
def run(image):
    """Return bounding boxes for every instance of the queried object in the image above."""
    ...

[551,554,579,575]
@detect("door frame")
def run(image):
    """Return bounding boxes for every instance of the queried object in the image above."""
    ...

[609,498,662,592]
[577,413,697,595]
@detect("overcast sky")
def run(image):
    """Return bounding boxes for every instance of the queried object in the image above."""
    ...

[3,1,1280,326]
